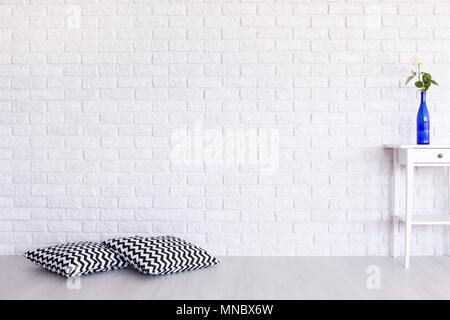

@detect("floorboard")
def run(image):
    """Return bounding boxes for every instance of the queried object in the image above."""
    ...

[1,256,450,299]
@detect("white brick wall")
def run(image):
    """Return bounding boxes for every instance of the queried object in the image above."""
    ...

[1,0,450,256]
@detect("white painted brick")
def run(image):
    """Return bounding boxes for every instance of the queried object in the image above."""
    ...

[134,209,168,221]
[170,209,203,221]
[66,209,99,221]
[187,4,220,16]
[48,222,82,233]
[312,16,345,28]
[294,222,328,233]
[205,16,239,28]
[118,222,152,233]
[32,233,65,244]
[207,233,241,245]
[315,234,348,244]
[47,197,81,209]
[260,222,292,233]
[228,245,261,256]
[153,198,186,209]
[188,29,221,40]
[83,222,117,233]
[14,222,47,232]
[294,4,327,15]
[242,16,275,27]
[188,222,221,233]
[277,16,310,28]
[384,15,416,27]
[263,245,296,256]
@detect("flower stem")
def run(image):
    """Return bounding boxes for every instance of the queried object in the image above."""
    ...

[418,64,423,91]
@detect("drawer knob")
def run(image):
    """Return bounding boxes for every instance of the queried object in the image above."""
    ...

[438,153,444,158]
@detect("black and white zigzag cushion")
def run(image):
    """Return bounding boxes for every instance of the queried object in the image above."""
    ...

[23,242,129,277]
[103,236,219,275]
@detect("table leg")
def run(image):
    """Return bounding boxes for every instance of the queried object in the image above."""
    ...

[393,153,400,258]
[393,216,398,258]
[405,164,414,269]
[448,167,450,256]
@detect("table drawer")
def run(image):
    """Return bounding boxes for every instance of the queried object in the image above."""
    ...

[410,149,450,163]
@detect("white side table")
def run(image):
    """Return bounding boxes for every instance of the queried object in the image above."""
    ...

[385,144,450,268]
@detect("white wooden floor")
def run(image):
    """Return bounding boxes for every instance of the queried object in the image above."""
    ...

[1,255,450,299]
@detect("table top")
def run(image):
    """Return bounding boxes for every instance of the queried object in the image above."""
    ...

[385,144,450,149]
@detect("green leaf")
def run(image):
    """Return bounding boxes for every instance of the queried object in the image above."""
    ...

[430,80,439,86]
[423,73,432,82]
[424,82,431,91]
[415,81,423,88]
[405,74,415,85]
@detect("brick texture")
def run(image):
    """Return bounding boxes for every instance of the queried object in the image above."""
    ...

[1,0,450,256]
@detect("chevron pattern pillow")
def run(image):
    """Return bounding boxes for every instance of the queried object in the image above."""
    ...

[24,242,129,277]
[103,236,219,275]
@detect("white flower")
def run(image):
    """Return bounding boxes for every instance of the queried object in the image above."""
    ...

[412,55,424,66]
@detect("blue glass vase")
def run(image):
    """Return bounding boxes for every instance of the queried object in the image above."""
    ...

[417,91,430,144]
